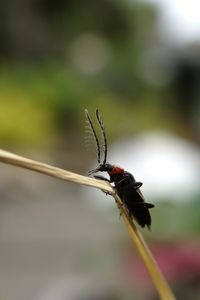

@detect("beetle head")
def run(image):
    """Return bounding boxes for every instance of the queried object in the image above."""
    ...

[88,163,113,175]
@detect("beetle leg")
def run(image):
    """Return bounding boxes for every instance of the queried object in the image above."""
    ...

[118,202,125,219]
[133,181,143,189]
[115,179,143,190]
[114,177,128,186]
[93,175,111,182]
[94,175,113,195]
[132,202,154,208]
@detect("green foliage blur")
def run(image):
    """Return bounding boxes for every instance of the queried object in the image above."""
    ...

[0,1,174,148]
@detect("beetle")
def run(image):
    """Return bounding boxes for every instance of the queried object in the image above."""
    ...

[85,109,154,229]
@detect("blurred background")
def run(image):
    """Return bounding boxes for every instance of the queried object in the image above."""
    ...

[0,0,200,299]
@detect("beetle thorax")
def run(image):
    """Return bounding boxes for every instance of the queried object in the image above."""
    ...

[108,166,124,176]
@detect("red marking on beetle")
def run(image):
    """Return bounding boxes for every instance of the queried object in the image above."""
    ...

[109,166,124,175]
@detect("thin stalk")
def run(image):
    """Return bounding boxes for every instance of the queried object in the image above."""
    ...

[0,149,176,300]
[114,194,176,300]
[0,149,113,193]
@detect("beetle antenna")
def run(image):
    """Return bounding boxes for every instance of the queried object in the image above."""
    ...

[96,109,107,165]
[85,109,101,164]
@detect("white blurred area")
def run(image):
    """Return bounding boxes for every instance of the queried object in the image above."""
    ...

[87,131,200,205]
[109,131,200,202]
[143,0,200,45]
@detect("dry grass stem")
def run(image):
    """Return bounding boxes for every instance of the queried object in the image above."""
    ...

[0,149,113,193]
[114,194,176,300]
[0,149,176,300]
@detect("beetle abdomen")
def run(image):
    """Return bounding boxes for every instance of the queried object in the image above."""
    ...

[114,173,154,229]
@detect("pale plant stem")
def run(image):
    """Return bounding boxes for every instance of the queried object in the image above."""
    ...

[0,149,176,300]
[0,150,113,192]
[114,197,176,300]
